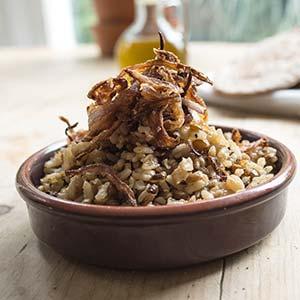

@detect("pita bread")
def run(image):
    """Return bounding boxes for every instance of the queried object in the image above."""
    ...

[214,28,300,95]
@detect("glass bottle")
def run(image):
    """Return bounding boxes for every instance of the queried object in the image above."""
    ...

[116,0,187,68]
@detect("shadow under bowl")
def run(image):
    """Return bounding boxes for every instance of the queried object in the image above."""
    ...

[16,126,296,270]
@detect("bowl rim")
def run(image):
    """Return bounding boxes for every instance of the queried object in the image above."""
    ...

[16,125,296,218]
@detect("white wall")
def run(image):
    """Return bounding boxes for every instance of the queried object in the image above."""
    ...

[42,0,76,49]
[0,0,46,46]
[0,0,76,48]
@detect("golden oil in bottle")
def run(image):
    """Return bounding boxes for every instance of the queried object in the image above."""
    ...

[116,0,187,68]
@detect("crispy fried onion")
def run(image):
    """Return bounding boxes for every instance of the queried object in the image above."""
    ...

[87,83,139,136]
[59,116,87,143]
[188,140,227,180]
[207,155,228,181]
[76,120,121,160]
[88,77,128,105]
[148,106,178,148]
[231,129,268,153]
[232,128,242,143]
[239,138,268,153]
[74,37,212,156]
[66,163,137,206]
[130,48,213,85]
[183,85,208,122]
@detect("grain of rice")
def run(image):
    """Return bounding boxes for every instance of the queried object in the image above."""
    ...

[154,196,167,205]
[94,182,110,204]
[64,175,83,200]
[142,154,160,170]
[264,166,273,173]
[133,145,153,154]
[83,181,94,200]
[208,145,216,156]
[234,168,244,177]
[185,180,208,194]
[62,146,75,170]
[118,168,132,180]
[134,180,146,191]
[201,190,214,200]
[257,157,266,167]
[226,175,245,192]
[138,184,158,205]
[172,143,190,158]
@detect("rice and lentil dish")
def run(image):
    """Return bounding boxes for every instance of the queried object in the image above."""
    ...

[39,37,278,206]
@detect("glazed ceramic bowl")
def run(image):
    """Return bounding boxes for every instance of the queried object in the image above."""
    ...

[16,126,296,270]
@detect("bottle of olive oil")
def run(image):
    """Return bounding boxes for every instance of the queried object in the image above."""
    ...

[116,0,187,68]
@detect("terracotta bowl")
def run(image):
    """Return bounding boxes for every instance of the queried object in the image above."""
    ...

[16,126,296,270]
[92,21,132,56]
[93,0,135,24]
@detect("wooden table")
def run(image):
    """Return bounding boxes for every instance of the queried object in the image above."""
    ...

[0,43,299,300]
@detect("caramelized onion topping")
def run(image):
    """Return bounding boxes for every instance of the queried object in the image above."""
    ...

[66,163,137,206]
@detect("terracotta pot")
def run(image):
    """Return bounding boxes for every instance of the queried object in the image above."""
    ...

[93,0,135,23]
[92,21,131,57]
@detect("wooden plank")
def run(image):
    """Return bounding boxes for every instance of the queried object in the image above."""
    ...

[0,191,222,300]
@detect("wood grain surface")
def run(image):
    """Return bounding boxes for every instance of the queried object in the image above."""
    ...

[0,43,299,300]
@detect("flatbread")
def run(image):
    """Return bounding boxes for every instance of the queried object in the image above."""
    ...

[214,28,300,95]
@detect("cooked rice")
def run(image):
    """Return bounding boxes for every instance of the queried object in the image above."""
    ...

[39,123,278,206]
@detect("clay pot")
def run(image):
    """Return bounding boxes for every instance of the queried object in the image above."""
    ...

[93,0,134,23]
[92,21,132,57]
[92,0,135,56]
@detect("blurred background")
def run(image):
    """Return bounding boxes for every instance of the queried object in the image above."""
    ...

[1,0,299,48]
[1,0,299,119]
